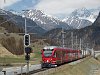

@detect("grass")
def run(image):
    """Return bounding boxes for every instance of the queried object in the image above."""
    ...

[0,56,25,64]
[0,53,41,66]
[48,57,100,75]
[29,51,42,64]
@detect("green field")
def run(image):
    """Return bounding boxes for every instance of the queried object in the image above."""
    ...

[0,42,43,66]
[0,54,41,66]
[0,57,25,63]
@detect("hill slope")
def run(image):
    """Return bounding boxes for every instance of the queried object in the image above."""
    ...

[0,15,24,55]
[0,44,14,57]
[48,57,100,75]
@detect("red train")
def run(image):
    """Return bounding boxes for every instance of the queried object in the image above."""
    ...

[41,46,82,68]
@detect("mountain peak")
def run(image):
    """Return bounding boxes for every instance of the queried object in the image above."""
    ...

[28,9,44,16]
[62,7,100,29]
[79,7,88,11]
[21,9,71,31]
[71,7,91,17]
[26,9,60,20]
[0,9,7,15]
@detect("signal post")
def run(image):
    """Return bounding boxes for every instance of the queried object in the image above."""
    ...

[23,10,32,75]
[24,34,32,75]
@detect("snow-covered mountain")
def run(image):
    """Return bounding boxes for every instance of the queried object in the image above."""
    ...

[9,7,100,30]
[62,7,100,29]
[62,16,92,29]
[0,9,8,15]
[9,9,21,15]
[22,9,71,31]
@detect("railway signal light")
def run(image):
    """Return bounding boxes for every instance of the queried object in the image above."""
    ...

[25,47,32,54]
[24,34,30,46]
[25,54,30,60]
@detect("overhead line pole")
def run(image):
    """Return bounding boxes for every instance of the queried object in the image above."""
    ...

[4,0,6,3]
[79,38,81,50]
[22,10,29,34]
[61,28,66,47]
[25,16,27,34]
[71,32,73,49]
[75,36,78,50]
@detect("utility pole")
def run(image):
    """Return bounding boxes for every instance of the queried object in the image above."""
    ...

[4,0,6,3]
[86,43,89,49]
[71,32,73,49]
[56,38,59,46]
[79,38,81,50]
[75,36,78,49]
[23,10,31,75]
[22,10,28,34]
[61,28,66,47]
[81,39,83,57]
[25,15,27,34]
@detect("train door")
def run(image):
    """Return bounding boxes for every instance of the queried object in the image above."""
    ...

[56,50,61,65]
[70,50,73,61]
[72,51,75,61]
[68,50,72,62]
[60,49,64,64]
[61,50,66,63]
[65,50,69,62]
[78,50,82,59]
[75,50,78,59]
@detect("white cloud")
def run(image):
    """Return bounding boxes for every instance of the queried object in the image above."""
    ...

[0,0,22,9]
[34,0,100,17]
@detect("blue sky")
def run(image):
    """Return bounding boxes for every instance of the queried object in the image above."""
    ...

[0,0,100,19]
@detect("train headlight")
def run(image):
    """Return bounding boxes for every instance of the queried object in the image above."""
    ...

[47,60,49,62]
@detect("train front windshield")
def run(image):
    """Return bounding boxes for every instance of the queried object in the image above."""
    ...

[43,49,53,57]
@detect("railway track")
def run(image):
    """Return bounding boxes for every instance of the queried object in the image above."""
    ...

[17,68,48,75]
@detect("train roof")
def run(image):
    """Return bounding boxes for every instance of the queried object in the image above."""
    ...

[43,46,72,50]
[43,46,81,51]
[43,46,60,50]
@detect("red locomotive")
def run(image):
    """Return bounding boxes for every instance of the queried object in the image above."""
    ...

[41,46,82,68]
